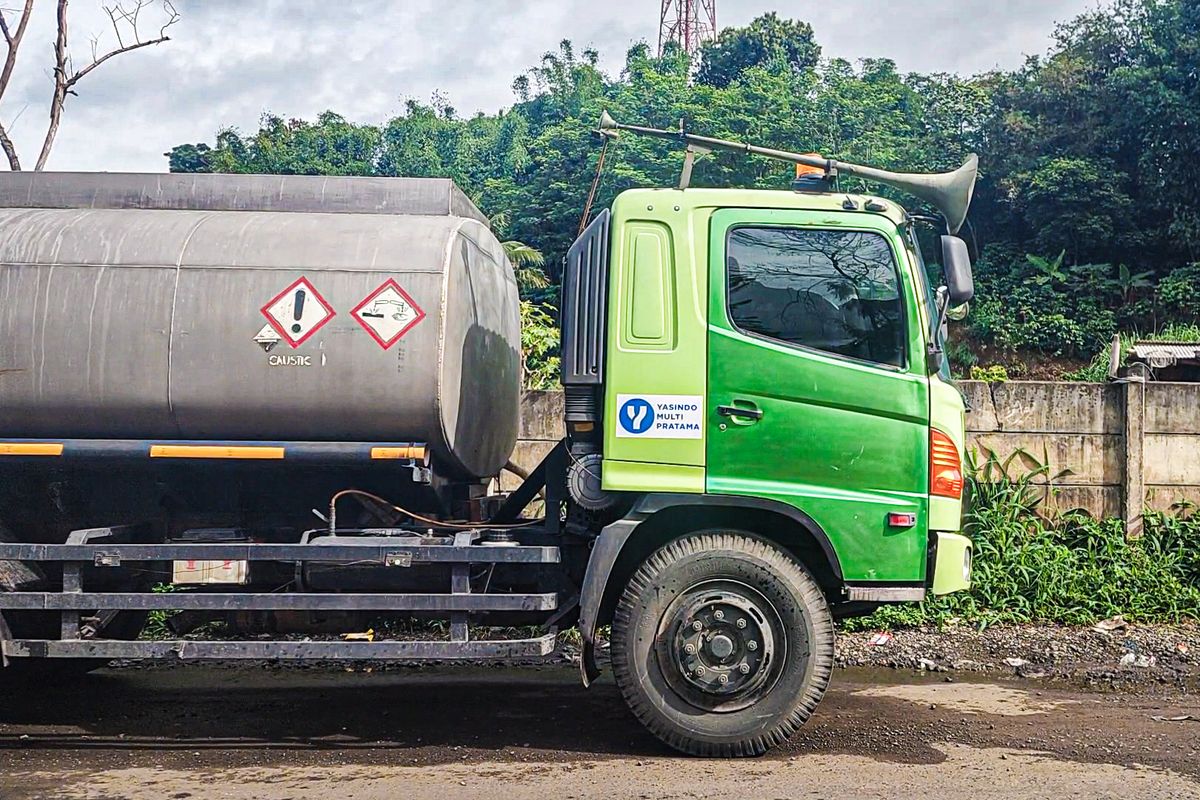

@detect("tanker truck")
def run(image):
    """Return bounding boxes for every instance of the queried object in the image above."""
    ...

[0,116,977,757]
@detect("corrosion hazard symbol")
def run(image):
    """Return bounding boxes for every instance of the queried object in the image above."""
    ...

[351,279,426,349]
[261,277,335,348]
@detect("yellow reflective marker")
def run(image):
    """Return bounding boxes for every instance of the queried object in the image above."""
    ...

[371,446,426,461]
[150,445,285,460]
[0,442,64,456]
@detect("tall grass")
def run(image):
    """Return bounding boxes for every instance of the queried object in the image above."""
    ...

[846,452,1200,630]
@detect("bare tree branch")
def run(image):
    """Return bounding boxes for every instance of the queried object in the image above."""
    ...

[0,0,33,99]
[0,0,34,170]
[35,0,179,170]
[0,122,20,169]
[34,0,69,172]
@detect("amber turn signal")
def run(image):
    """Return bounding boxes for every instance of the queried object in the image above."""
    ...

[930,429,964,499]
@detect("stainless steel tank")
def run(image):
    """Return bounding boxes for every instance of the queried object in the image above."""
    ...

[0,173,521,480]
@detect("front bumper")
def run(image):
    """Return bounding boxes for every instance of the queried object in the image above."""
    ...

[931,531,972,595]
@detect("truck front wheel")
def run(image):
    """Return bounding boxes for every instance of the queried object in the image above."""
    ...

[610,530,834,756]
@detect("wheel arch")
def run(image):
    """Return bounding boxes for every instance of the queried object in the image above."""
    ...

[577,493,843,684]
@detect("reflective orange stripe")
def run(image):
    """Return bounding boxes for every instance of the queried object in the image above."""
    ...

[150,445,285,460]
[0,442,63,456]
[371,446,426,461]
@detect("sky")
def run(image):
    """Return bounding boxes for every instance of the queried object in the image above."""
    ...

[0,0,1096,173]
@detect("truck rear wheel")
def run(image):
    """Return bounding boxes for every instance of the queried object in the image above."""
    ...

[610,530,834,756]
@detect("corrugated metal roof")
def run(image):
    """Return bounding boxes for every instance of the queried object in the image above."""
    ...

[1131,342,1200,357]
[1130,341,1200,365]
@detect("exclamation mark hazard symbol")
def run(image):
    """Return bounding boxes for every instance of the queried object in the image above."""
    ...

[261,277,335,349]
[291,289,306,335]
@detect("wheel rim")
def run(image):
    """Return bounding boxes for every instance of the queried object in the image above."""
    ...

[655,579,787,713]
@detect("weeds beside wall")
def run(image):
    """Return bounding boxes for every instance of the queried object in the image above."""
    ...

[849,469,1200,631]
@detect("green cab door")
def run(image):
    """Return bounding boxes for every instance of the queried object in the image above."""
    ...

[705,208,931,583]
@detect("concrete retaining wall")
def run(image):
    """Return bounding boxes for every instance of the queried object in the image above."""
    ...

[513,382,1198,529]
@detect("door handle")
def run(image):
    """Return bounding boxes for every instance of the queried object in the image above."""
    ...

[717,404,763,421]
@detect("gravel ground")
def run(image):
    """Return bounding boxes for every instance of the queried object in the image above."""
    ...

[835,621,1199,689]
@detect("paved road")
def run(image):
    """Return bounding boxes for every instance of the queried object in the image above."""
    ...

[1,663,1197,799]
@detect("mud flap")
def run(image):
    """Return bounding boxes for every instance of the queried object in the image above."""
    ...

[578,516,640,687]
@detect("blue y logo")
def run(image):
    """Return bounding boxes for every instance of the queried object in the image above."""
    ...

[619,398,655,435]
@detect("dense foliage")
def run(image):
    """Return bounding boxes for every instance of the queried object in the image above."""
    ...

[167,0,1200,376]
[849,457,1200,630]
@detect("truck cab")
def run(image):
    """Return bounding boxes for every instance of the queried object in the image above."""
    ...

[562,180,975,753]
[567,187,971,592]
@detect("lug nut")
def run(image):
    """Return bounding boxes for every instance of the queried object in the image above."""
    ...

[736,618,747,629]
[739,663,751,674]
[692,620,703,631]
[718,674,729,685]
[684,643,696,654]
[747,640,758,651]
[695,665,706,676]
[713,609,725,620]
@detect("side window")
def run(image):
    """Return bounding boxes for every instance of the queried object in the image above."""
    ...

[727,227,906,368]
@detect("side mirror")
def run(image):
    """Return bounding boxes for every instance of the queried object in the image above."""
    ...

[940,235,974,306]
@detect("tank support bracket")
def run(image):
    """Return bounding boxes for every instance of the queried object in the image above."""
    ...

[491,439,567,530]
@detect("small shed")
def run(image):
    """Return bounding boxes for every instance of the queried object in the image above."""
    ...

[1127,341,1200,381]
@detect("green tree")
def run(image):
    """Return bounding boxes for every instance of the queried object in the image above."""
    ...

[696,12,820,88]
[503,241,550,292]
[165,143,214,173]
[177,112,380,176]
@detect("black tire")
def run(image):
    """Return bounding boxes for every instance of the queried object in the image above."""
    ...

[610,530,834,757]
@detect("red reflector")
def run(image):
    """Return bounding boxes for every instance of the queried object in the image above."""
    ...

[888,512,917,528]
[930,429,963,499]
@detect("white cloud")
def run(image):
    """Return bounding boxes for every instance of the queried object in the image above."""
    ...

[0,0,1092,172]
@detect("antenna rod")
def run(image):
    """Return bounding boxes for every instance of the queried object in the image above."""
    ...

[600,115,836,174]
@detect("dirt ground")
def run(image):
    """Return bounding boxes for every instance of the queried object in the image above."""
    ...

[835,621,1198,689]
[1,659,1197,800]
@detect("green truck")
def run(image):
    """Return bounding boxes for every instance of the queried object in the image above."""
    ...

[0,115,976,757]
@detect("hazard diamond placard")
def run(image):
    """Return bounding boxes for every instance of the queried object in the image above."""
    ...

[260,277,335,348]
[351,279,426,349]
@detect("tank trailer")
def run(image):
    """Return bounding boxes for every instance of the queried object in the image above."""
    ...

[0,115,977,756]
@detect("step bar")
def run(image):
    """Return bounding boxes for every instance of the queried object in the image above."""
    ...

[0,541,561,565]
[0,525,562,664]
[0,592,558,612]
[2,635,558,661]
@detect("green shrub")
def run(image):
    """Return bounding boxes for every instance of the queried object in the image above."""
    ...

[520,301,561,390]
[945,339,978,376]
[1158,264,1200,322]
[969,364,1008,383]
[968,248,1127,357]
